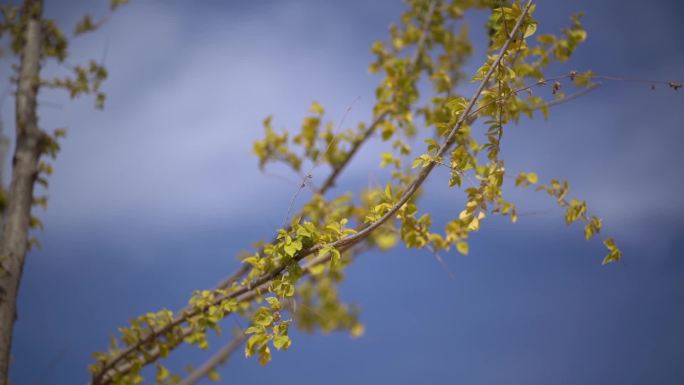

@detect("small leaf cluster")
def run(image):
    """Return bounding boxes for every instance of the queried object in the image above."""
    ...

[43,60,109,109]
[517,174,622,264]
[244,297,292,365]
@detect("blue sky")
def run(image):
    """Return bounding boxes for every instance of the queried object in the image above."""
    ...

[2,0,683,384]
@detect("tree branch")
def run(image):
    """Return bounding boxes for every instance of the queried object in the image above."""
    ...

[91,2,535,383]
[176,333,247,385]
[213,0,437,291]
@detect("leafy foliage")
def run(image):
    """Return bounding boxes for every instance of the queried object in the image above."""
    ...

[83,1,624,384]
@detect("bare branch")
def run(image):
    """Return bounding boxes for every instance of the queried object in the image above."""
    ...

[533,82,600,110]
[177,334,247,385]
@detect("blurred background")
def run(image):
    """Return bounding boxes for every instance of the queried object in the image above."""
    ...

[1,0,682,384]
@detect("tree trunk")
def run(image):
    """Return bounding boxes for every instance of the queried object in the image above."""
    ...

[0,1,44,383]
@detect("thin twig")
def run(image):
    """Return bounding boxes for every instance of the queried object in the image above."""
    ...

[534,82,600,109]
[591,74,682,87]
[282,96,359,227]
[261,170,303,187]
[427,244,455,280]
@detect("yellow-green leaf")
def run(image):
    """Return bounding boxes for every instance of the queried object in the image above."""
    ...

[456,241,469,255]
[273,335,291,350]
[524,22,538,38]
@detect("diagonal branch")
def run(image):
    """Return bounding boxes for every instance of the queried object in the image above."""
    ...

[214,0,534,320]
[168,71,604,385]
[330,0,534,251]
[96,241,362,385]
[91,2,534,384]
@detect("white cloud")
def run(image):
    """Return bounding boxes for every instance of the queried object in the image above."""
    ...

[30,1,384,230]
[1,0,680,243]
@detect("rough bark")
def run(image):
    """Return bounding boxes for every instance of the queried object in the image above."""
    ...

[0,1,44,383]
